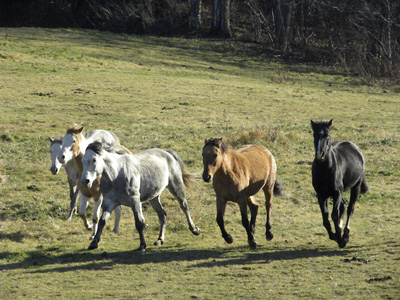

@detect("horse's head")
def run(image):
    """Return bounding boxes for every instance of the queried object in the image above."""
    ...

[202,138,227,182]
[81,142,104,188]
[49,137,63,175]
[311,119,333,161]
[57,125,84,164]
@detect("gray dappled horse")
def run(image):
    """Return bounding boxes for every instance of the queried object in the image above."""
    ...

[311,120,368,248]
[81,142,200,252]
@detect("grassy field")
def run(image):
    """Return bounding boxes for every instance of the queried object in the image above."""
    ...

[0,28,399,299]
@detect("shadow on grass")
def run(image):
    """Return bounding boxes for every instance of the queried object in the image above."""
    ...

[0,244,354,274]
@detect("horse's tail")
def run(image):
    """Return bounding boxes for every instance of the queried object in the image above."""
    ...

[361,178,369,194]
[166,150,195,187]
[273,179,282,196]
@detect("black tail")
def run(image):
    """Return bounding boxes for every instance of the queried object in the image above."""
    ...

[273,179,282,196]
[361,178,368,194]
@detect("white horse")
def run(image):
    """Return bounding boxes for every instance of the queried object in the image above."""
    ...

[57,125,128,238]
[81,142,200,251]
[49,137,79,220]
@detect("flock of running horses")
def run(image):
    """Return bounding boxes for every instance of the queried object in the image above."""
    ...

[49,120,368,252]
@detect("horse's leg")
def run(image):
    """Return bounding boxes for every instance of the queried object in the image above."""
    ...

[216,196,233,244]
[131,195,147,252]
[90,194,103,240]
[112,205,122,234]
[263,186,274,241]
[342,185,360,248]
[167,181,200,236]
[149,196,167,246]
[78,194,92,230]
[88,200,117,250]
[318,196,336,241]
[239,199,257,249]
[67,184,79,220]
[248,197,258,236]
[331,191,345,246]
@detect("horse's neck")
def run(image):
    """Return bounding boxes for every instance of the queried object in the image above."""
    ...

[216,150,241,179]
[74,152,84,177]
[78,135,88,155]
[102,153,120,182]
[316,149,336,170]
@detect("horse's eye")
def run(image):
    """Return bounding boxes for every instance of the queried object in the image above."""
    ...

[93,159,96,163]
[212,161,217,166]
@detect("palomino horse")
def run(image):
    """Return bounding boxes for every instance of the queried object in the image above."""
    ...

[49,137,79,220]
[311,120,368,248]
[57,125,128,238]
[81,142,200,251]
[202,138,281,249]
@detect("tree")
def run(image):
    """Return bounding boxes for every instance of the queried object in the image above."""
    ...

[210,0,232,37]
[189,0,202,32]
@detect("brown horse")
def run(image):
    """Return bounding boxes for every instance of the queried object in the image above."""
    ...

[202,138,281,249]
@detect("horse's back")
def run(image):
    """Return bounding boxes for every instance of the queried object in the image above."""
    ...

[237,144,276,170]
[333,141,365,169]
[235,144,277,184]
[132,149,174,200]
[86,130,119,150]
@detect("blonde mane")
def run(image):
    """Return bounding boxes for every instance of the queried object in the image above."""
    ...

[66,124,83,134]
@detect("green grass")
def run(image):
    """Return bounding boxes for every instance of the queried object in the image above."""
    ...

[0,28,399,300]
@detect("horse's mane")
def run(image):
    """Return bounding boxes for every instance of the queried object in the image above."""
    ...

[312,121,331,127]
[204,138,228,153]
[50,137,62,145]
[87,142,103,155]
[87,141,114,154]
[66,124,83,134]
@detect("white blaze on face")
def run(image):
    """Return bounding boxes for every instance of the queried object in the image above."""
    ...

[316,129,324,160]
[58,134,75,164]
[81,150,99,188]
[50,142,63,174]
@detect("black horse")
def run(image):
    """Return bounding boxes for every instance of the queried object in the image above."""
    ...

[311,120,368,248]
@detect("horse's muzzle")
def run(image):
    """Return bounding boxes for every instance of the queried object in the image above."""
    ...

[202,174,212,182]
[50,166,59,175]
[81,178,91,188]
[57,155,66,164]
[316,151,326,161]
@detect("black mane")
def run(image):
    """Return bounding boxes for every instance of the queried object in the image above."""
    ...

[204,138,229,152]
[87,141,103,155]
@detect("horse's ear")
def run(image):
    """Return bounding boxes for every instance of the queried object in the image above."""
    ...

[204,138,209,145]
[310,120,316,129]
[217,138,223,148]
[48,137,54,143]
[328,119,333,127]
[77,126,84,133]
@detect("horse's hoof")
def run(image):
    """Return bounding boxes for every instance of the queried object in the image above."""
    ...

[136,246,146,253]
[153,239,164,246]
[192,227,201,236]
[248,240,257,249]
[338,239,347,248]
[266,231,274,241]
[112,228,119,234]
[88,241,98,250]
[224,234,233,244]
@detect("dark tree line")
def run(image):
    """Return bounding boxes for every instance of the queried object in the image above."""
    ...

[1,0,399,80]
